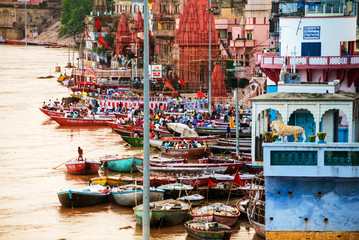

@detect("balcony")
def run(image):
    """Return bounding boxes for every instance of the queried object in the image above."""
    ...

[305,4,346,17]
[230,39,256,48]
[257,53,359,69]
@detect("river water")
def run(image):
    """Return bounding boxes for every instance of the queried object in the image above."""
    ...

[0,45,260,240]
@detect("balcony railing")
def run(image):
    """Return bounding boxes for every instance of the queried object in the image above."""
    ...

[230,39,256,48]
[257,53,359,69]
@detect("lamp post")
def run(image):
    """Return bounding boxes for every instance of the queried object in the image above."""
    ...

[131,27,142,82]
[205,2,215,115]
[227,62,246,158]
[142,0,150,239]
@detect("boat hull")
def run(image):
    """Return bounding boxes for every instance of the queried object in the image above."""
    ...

[39,108,65,117]
[185,221,232,240]
[51,116,113,126]
[121,135,143,147]
[65,160,101,175]
[112,190,164,207]
[134,207,188,227]
[57,191,109,208]
[160,147,206,158]
[105,157,143,172]
[90,176,134,187]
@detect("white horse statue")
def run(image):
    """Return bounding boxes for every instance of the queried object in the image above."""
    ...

[270,120,306,142]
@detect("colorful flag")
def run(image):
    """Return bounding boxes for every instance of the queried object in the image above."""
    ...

[179,77,186,87]
[86,66,96,77]
[165,80,175,93]
[158,12,162,30]
[208,179,216,187]
[97,33,114,50]
[94,18,102,31]
[197,91,207,98]
[85,29,94,46]
[233,170,245,187]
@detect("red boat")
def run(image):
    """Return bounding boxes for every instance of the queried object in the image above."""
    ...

[39,107,66,117]
[178,175,210,189]
[51,116,114,126]
[70,82,99,93]
[136,176,177,187]
[65,159,101,175]
[160,146,207,158]
[150,162,245,174]
[113,112,128,119]
[5,39,26,45]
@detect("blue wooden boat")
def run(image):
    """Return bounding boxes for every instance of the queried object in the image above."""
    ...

[57,185,110,208]
[100,155,143,172]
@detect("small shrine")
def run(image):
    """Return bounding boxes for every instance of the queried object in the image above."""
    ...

[115,12,132,58]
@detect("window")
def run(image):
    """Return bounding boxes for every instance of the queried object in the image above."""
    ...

[247,33,252,40]
[301,42,321,56]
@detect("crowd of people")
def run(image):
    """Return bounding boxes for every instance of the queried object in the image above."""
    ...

[161,140,205,149]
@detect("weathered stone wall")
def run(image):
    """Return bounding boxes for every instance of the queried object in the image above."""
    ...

[0,6,59,39]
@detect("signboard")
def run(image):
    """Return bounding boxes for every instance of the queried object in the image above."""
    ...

[149,65,162,79]
[303,26,320,40]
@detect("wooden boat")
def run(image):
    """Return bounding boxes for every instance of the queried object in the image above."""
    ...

[120,135,143,147]
[150,156,187,164]
[179,194,205,206]
[150,136,219,149]
[90,175,135,187]
[100,155,143,172]
[157,183,193,199]
[191,203,240,227]
[51,116,114,126]
[111,184,164,207]
[113,112,128,119]
[65,159,101,175]
[197,183,243,199]
[247,174,266,238]
[136,175,177,187]
[195,126,251,138]
[177,175,210,189]
[150,162,245,175]
[133,199,190,227]
[211,145,251,154]
[184,220,232,240]
[70,82,99,93]
[57,185,110,208]
[137,165,228,176]
[236,196,249,215]
[160,146,207,158]
[39,107,65,117]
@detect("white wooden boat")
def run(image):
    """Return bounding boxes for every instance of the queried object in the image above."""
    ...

[111,184,164,207]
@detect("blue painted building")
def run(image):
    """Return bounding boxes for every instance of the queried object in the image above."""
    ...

[263,143,359,239]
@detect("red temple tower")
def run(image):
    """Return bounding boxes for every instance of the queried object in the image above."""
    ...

[115,12,131,58]
[175,0,219,91]
[211,63,227,101]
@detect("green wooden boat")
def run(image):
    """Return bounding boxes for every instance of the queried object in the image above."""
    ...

[121,135,143,147]
[133,199,189,227]
[100,155,143,172]
[184,220,232,240]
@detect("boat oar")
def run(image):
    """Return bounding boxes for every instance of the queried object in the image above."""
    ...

[52,148,96,169]
[52,156,77,169]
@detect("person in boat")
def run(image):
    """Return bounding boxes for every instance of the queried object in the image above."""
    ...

[42,102,47,109]
[78,147,83,160]
[133,132,139,138]
[150,130,155,139]
[101,186,110,194]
